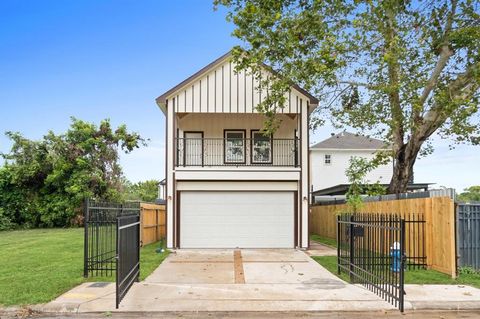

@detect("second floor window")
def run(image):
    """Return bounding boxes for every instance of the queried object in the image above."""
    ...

[224,130,246,164]
[324,154,332,165]
[251,130,272,164]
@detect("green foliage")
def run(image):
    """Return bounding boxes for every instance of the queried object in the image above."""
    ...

[0,208,14,231]
[345,155,388,212]
[216,0,480,193]
[123,179,160,202]
[458,185,480,202]
[459,266,480,275]
[0,167,35,228]
[0,118,145,228]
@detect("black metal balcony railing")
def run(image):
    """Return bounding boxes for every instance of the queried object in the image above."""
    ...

[175,138,299,167]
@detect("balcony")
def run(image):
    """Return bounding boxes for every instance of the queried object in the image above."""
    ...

[175,137,299,167]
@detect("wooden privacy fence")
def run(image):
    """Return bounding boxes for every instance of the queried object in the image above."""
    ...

[140,203,166,246]
[310,197,456,277]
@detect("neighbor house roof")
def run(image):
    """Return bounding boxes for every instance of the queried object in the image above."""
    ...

[310,132,388,150]
[312,183,432,196]
[155,50,319,109]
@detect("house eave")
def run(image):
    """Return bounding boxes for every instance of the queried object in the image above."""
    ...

[155,50,319,114]
[156,99,167,115]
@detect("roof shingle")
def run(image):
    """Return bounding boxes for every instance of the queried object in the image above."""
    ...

[311,132,387,150]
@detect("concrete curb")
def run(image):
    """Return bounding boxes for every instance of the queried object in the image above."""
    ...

[407,301,480,311]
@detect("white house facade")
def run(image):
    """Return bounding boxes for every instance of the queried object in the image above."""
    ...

[310,132,393,192]
[156,51,318,249]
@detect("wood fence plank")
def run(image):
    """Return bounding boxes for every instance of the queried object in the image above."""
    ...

[139,203,166,246]
[310,197,456,277]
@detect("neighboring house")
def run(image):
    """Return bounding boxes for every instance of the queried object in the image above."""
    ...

[155,179,166,205]
[155,51,318,249]
[310,132,393,193]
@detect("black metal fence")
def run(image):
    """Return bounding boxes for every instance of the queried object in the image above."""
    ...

[457,202,480,270]
[83,199,140,278]
[175,138,298,167]
[405,213,426,269]
[116,213,140,308]
[337,214,406,312]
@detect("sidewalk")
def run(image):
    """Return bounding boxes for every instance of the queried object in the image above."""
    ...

[39,249,480,313]
[306,241,337,257]
[40,282,480,313]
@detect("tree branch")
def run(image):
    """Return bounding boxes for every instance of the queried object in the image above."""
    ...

[417,0,457,106]
[417,45,454,105]
[417,61,480,140]
[338,81,380,89]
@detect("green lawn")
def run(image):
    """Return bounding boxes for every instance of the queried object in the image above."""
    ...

[310,234,337,248]
[313,256,480,288]
[0,228,169,306]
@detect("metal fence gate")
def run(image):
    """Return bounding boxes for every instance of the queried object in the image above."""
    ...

[457,203,480,270]
[337,214,406,312]
[116,212,141,308]
[83,199,141,308]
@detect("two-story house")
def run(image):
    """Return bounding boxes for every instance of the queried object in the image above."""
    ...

[310,132,393,193]
[156,51,317,249]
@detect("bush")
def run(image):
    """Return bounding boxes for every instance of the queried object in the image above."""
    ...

[0,208,15,230]
[459,266,480,275]
[0,118,145,228]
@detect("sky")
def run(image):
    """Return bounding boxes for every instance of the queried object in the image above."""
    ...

[0,0,478,192]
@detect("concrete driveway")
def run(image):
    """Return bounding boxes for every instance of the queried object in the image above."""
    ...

[43,248,480,313]
[113,249,393,312]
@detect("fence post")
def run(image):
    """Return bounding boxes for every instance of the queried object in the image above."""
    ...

[294,137,298,167]
[137,211,141,283]
[115,216,120,309]
[399,218,406,312]
[349,214,355,283]
[83,198,89,278]
[156,208,159,243]
[337,214,341,274]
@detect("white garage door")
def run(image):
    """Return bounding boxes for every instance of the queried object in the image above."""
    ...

[180,191,294,248]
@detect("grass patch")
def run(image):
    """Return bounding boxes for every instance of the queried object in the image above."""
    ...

[310,234,337,248]
[313,256,480,288]
[311,256,349,282]
[139,242,169,281]
[0,228,169,306]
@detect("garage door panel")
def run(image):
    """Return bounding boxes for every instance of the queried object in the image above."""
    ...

[180,191,294,248]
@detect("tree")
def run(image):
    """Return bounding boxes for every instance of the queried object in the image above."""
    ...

[0,118,145,227]
[0,167,32,229]
[345,156,387,212]
[215,0,480,193]
[458,185,480,202]
[123,179,160,202]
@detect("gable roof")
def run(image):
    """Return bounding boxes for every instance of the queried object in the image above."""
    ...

[155,50,319,109]
[311,132,388,150]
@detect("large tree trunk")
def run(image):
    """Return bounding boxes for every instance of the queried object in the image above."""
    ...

[388,142,421,194]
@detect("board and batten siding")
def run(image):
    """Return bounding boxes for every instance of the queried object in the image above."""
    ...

[168,61,306,114]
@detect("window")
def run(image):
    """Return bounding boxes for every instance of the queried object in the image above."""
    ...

[251,130,272,164]
[224,130,246,163]
[324,154,332,165]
